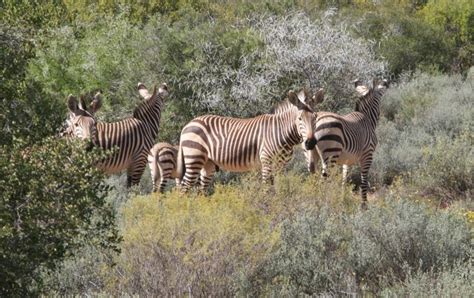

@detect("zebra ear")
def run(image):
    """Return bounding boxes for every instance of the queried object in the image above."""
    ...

[354,81,370,97]
[158,83,169,98]
[79,95,87,110]
[310,88,324,105]
[372,78,379,89]
[378,79,390,89]
[137,82,151,99]
[297,89,308,104]
[67,95,79,113]
[288,90,306,110]
[90,92,102,113]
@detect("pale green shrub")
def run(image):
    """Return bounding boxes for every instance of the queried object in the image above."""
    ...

[350,199,472,292]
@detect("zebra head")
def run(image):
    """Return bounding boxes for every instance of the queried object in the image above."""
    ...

[354,78,390,114]
[288,88,324,150]
[138,82,169,99]
[66,92,102,147]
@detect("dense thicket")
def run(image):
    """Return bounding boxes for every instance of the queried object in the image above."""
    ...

[0,0,472,295]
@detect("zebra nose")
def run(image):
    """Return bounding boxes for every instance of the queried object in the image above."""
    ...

[305,138,317,150]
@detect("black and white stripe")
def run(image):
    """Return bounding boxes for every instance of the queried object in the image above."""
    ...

[311,79,389,205]
[177,89,323,192]
[148,142,180,193]
[65,83,168,187]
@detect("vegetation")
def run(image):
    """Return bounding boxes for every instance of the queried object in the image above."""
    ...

[0,0,472,295]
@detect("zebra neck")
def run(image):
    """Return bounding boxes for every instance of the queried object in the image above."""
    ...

[274,111,301,147]
[133,96,164,139]
[358,96,381,129]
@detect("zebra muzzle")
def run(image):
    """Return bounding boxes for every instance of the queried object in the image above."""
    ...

[305,138,317,150]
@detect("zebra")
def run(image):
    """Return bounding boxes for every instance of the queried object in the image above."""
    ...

[271,89,324,174]
[65,82,169,187]
[310,78,389,205]
[148,142,180,193]
[176,88,324,192]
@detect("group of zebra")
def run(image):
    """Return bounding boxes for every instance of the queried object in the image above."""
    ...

[61,78,389,206]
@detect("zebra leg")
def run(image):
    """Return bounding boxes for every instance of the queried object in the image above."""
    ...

[359,154,373,208]
[127,155,148,187]
[342,164,349,185]
[304,147,318,174]
[199,160,216,193]
[261,158,274,185]
[158,162,173,194]
[148,154,160,192]
[158,176,169,193]
[180,157,205,193]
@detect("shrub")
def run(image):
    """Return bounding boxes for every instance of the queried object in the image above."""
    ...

[241,208,355,296]
[0,138,119,296]
[107,186,279,296]
[372,71,473,188]
[381,261,474,297]
[350,198,472,292]
[412,131,473,201]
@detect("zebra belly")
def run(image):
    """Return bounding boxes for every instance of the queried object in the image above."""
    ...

[209,155,261,172]
[336,151,359,166]
[98,156,133,174]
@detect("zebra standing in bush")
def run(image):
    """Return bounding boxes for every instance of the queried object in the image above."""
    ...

[65,82,169,187]
[148,142,180,193]
[177,88,324,192]
[311,79,389,205]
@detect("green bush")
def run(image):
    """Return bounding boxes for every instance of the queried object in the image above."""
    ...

[412,132,473,200]
[241,208,354,296]
[0,138,119,296]
[381,261,474,297]
[372,71,473,188]
[350,199,472,292]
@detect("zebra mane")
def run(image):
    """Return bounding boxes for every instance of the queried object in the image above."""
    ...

[270,99,297,114]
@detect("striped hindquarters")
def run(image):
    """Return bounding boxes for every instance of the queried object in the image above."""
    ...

[148,142,179,193]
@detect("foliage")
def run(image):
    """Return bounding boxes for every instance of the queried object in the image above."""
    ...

[0,138,119,296]
[41,171,473,296]
[419,0,474,72]
[254,11,386,113]
[242,208,354,296]
[350,199,472,292]
[381,261,474,297]
[372,71,474,190]
[27,8,385,144]
[0,25,66,146]
[351,0,472,75]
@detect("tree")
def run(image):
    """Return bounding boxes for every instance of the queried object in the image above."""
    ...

[0,138,119,295]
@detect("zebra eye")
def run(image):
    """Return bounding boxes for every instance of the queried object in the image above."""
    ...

[74,123,79,127]
[298,116,303,121]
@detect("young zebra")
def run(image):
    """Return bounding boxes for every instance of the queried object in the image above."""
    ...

[65,83,169,187]
[311,79,389,205]
[148,142,180,193]
[177,88,324,192]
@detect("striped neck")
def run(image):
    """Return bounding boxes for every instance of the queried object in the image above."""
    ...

[355,88,385,128]
[273,109,302,147]
[133,94,164,139]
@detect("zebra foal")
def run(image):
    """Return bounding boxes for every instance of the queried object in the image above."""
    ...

[177,88,324,192]
[310,79,389,205]
[65,82,169,187]
[148,142,180,193]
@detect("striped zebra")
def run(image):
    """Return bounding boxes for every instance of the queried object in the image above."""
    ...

[65,82,169,187]
[177,88,324,192]
[271,89,324,174]
[311,79,389,205]
[148,142,180,193]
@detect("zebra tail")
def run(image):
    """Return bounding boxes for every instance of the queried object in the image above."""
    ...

[176,143,185,181]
